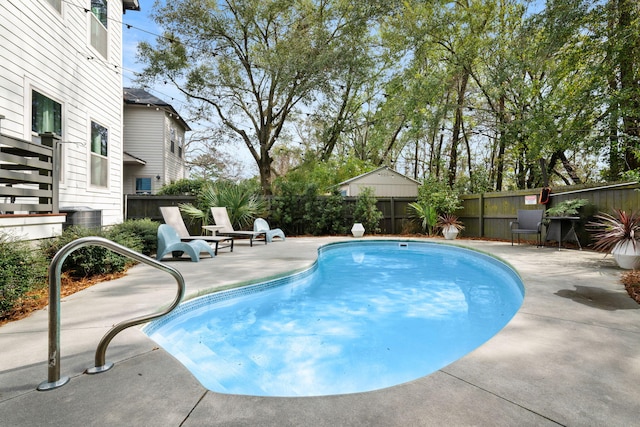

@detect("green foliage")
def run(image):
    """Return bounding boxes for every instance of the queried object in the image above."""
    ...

[545,199,589,217]
[40,227,143,278]
[407,201,438,236]
[180,181,266,230]
[271,183,348,236]
[353,187,383,234]
[0,236,47,316]
[305,190,348,236]
[273,158,373,195]
[417,177,462,215]
[270,181,316,235]
[157,178,209,196]
[107,218,160,256]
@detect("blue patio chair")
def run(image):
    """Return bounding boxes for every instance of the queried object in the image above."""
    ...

[253,218,285,243]
[157,224,216,262]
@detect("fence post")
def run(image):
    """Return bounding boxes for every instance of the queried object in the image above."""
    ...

[479,193,484,238]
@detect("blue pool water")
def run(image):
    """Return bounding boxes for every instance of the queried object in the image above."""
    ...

[145,241,524,397]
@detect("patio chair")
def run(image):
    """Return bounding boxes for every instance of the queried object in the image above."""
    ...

[159,206,234,255]
[210,207,267,246]
[253,218,285,243]
[510,209,544,247]
[156,224,215,262]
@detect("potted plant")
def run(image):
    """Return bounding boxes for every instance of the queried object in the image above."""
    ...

[545,198,589,217]
[436,214,465,240]
[589,209,640,269]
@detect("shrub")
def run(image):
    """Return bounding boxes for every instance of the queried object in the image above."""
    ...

[0,236,47,317]
[107,218,160,256]
[353,187,383,234]
[40,226,143,278]
[271,181,318,235]
[180,181,266,230]
[157,178,208,195]
[417,177,462,215]
[305,190,348,235]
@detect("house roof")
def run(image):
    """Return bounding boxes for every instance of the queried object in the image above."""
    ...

[123,151,146,165]
[338,166,421,186]
[123,88,191,131]
[122,1,141,12]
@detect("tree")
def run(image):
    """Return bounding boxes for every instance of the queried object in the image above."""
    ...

[137,0,386,194]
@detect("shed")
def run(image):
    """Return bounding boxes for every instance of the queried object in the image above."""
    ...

[338,167,420,197]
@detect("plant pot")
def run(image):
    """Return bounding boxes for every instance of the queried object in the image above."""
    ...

[612,240,640,270]
[351,223,365,238]
[442,226,459,240]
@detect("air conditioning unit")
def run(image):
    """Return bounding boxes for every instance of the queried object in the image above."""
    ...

[60,207,102,229]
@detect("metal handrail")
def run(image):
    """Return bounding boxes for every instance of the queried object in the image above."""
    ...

[37,237,185,391]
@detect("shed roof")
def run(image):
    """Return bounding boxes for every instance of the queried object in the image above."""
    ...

[338,166,421,186]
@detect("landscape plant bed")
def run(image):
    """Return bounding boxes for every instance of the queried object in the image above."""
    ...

[621,270,640,305]
[0,272,125,326]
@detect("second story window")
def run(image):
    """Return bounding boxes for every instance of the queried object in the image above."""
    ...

[47,0,62,13]
[90,0,108,58]
[170,126,176,153]
[32,90,62,136]
[90,121,108,188]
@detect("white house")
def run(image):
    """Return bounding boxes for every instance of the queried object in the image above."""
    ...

[338,166,420,197]
[123,88,190,194]
[0,0,140,237]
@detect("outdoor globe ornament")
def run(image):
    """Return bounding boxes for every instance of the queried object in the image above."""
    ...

[351,223,365,238]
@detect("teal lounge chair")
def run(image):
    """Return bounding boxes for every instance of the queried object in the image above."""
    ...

[210,207,267,246]
[156,224,215,262]
[253,218,285,243]
[159,206,233,255]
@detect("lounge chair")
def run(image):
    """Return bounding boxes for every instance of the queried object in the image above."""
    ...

[156,224,215,262]
[210,207,266,246]
[510,209,544,247]
[159,206,234,255]
[253,218,285,243]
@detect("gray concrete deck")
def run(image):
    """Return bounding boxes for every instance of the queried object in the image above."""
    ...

[1,236,639,426]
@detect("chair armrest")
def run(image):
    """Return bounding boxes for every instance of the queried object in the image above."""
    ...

[509,220,519,230]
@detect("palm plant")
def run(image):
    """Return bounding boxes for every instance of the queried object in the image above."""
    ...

[408,201,438,236]
[179,182,266,230]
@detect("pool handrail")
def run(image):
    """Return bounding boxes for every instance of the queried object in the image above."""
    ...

[37,236,185,391]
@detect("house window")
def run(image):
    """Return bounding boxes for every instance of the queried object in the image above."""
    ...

[135,177,152,194]
[170,126,176,153]
[32,91,62,136]
[90,121,108,187]
[90,0,108,57]
[46,0,62,13]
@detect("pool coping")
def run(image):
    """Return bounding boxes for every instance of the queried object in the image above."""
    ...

[1,236,639,426]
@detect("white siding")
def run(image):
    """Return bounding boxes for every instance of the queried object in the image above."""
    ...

[123,105,187,194]
[340,168,419,197]
[0,1,125,226]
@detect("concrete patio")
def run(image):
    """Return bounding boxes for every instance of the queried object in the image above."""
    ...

[1,236,639,426]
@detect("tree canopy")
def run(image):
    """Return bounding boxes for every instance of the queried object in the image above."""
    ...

[137,0,640,194]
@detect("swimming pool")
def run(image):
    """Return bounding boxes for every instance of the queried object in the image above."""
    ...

[144,240,524,397]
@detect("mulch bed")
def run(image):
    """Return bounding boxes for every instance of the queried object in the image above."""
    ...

[0,272,125,326]
[621,270,640,305]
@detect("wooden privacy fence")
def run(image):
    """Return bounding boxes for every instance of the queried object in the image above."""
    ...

[125,182,639,242]
[125,195,417,235]
[459,182,640,244]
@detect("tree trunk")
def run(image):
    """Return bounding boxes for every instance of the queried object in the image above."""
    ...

[448,70,470,187]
